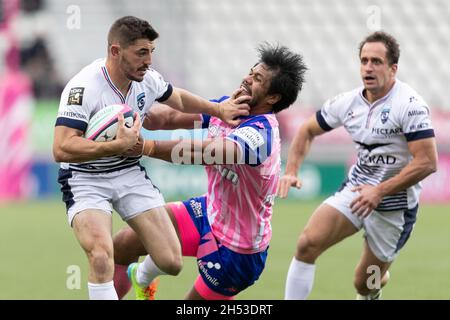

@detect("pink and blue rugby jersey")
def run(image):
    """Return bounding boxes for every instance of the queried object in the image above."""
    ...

[202,97,281,254]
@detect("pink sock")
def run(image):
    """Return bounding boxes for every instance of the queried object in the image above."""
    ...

[114,264,131,299]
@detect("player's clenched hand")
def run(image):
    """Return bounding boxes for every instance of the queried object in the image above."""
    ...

[350,185,383,218]
[277,174,303,198]
[123,134,144,157]
[218,91,251,127]
[116,112,141,153]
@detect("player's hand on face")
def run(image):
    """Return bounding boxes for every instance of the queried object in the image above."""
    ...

[218,90,251,127]
[116,112,142,152]
[350,185,383,218]
[277,174,303,198]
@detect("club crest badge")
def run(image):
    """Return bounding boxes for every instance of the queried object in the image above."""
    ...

[381,107,390,124]
[137,92,146,111]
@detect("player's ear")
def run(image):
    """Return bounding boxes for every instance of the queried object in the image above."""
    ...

[109,44,121,57]
[267,94,281,106]
[390,63,398,75]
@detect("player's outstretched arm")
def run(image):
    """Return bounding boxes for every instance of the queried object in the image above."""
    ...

[53,113,141,163]
[163,88,251,127]
[143,103,202,130]
[140,138,240,165]
[277,115,326,198]
[350,137,438,217]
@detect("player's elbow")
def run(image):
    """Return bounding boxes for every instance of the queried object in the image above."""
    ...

[53,146,70,163]
[421,157,437,177]
[426,160,438,175]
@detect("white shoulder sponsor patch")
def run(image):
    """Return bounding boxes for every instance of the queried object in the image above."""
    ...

[233,126,265,150]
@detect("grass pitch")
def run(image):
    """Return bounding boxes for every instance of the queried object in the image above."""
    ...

[0,199,449,299]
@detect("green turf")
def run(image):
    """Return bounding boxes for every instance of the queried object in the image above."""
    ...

[0,200,449,299]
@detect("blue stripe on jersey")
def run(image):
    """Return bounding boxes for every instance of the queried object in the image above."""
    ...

[405,129,435,141]
[228,115,272,167]
[316,110,333,131]
[201,96,230,128]
[156,83,173,102]
[55,117,88,132]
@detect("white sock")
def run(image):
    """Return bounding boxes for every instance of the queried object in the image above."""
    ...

[285,257,316,300]
[136,255,167,287]
[88,280,118,300]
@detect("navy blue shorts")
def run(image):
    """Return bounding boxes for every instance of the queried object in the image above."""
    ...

[168,196,268,298]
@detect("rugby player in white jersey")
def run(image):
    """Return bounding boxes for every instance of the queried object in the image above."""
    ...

[278,31,438,300]
[52,16,249,300]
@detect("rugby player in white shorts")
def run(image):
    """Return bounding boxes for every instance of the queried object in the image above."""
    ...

[53,16,250,300]
[277,31,438,300]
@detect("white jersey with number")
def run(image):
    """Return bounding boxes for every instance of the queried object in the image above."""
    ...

[55,58,173,173]
[316,79,435,211]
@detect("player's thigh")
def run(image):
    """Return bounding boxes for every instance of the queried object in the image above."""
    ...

[113,203,179,262]
[72,209,113,254]
[126,206,181,258]
[300,203,359,251]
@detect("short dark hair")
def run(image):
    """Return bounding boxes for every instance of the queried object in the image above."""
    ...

[359,31,400,65]
[107,16,159,48]
[257,43,307,113]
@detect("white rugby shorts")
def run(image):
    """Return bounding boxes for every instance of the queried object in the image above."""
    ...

[58,165,165,226]
[324,185,418,262]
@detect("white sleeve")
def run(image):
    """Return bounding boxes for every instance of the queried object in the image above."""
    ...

[55,83,91,132]
[316,93,346,131]
[145,69,173,102]
[401,99,435,142]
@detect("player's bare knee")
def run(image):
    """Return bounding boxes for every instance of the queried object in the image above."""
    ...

[165,256,183,276]
[87,245,114,277]
[156,254,183,276]
[295,233,322,263]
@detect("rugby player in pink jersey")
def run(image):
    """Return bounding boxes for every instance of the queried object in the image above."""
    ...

[113,43,307,300]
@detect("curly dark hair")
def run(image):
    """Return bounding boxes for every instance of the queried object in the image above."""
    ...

[107,16,159,48]
[359,31,400,66]
[257,42,307,113]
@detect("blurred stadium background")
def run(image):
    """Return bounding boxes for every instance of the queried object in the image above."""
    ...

[0,0,449,299]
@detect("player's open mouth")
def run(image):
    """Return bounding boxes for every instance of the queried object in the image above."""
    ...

[364,76,376,81]
[240,84,251,96]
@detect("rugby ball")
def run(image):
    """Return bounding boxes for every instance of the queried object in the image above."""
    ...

[85,104,134,142]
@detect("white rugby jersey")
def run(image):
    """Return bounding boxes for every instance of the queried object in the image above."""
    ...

[55,58,172,173]
[317,79,435,211]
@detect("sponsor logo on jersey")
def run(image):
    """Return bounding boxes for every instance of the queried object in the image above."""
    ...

[409,122,430,131]
[372,127,403,136]
[58,111,87,120]
[197,260,220,286]
[189,199,203,218]
[409,96,418,103]
[137,92,146,110]
[215,165,239,185]
[408,109,428,117]
[67,87,85,106]
[365,154,397,165]
[346,110,355,119]
[232,126,265,150]
[380,107,390,124]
